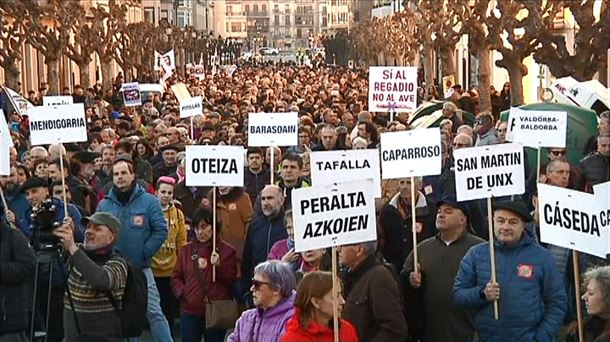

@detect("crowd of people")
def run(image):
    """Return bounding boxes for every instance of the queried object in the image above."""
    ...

[1,61,609,342]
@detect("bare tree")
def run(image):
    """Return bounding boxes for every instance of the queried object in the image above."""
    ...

[0,1,29,89]
[64,4,97,88]
[90,0,127,91]
[119,22,158,81]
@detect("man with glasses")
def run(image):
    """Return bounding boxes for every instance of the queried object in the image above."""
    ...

[473,113,499,147]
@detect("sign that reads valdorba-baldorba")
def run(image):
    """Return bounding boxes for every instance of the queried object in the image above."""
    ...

[507,108,567,148]
[185,145,244,187]
[28,103,87,146]
[291,179,377,252]
[380,128,442,179]
[454,143,525,201]
[310,149,381,197]
[247,112,298,147]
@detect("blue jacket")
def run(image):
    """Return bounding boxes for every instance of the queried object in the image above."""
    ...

[453,230,567,342]
[96,184,167,268]
[3,190,30,222]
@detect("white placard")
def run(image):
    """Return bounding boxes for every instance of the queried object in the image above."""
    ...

[180,96,203,119]
[247,112,298,147]
[539,183,608,258]
[4,86,33,116]
[0,110,13,175]
[185,145,244,187]
[507,108,567,148]
[122,82,142,107]
[454,143,525,201]
[311,149,381,197]
[292,179,377,252]
[380,128,442,179]
[43,96,73,107]
[28,103,87,146]
[368,66,417,112]
[155,49,176,71]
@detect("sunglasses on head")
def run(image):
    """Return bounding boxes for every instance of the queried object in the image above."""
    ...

[251,278,273,290]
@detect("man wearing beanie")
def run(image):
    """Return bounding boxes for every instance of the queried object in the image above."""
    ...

[53,212,128,341]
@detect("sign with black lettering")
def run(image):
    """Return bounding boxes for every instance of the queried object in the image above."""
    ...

[180,96,203,118]
[310,149,381,197]
[507,108,567,148]
[368,66,417,112]
[28,103,87,146]
[248,112,298,147]
[292,179,377,252]
[122,82,142,107]
[43,96,73,107]
[0,110,12,176]
[539,183,609,258]
[380,128,442,179]
[185,145,244,187]
[454,143,525,201]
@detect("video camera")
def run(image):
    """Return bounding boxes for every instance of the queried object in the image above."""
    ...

[30,199,60,252]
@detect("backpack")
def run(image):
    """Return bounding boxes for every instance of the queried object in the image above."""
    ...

[106,259,148,338]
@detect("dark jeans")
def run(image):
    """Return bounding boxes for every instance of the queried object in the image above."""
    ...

[180,313,226,342]
[34,285,64,342]
[154,276,178,334]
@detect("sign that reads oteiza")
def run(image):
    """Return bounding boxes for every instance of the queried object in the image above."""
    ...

[454,143,525,201]
[380,128,442,179]
[28,103,87,146]
[507,108,567,148]
[538,183,609,258]
[310,149,381,197]
[292,179,377,252]
[180,96,203,118]
[185,145,245,187]
[368,66,417,113]
[247,112,298,147]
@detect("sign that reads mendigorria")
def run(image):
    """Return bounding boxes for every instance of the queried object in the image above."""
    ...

[28,103,88,146]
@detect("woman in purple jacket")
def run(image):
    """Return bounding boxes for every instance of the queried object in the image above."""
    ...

[228,260,297,342]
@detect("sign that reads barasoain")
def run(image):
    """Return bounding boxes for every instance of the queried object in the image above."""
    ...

[248,112,298,147]
[310,149,381,197]
[380,128,442,179]
[28,103,87,146]
[291,179,377,253]
[185,145,244,187]
[454,143,525,201]
[368,66,417,112]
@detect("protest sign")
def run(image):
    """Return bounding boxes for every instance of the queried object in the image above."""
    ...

[28,103,87,146]
[311,149,381,197]
[179,96,203,119]
[380,128,442,179]
[2,85,33,116]
[247,112,298,147]
[185,145,244,187]
[368,66,417,113]
[454,143,525,201]
[291,179,377,252]
[0,110,13,176]
[43,96,73,107]
[538,183,609,258]
[508,108,567,148]
[122,82,142,107]
[170,83,191,103]
[155,50,176,71]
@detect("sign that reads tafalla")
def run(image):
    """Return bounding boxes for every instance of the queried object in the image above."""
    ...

[180,96,203,118]
[28,103,87,146]
[380,128,442,179]
[507,108,567,148]
[310,149,381,197]
[247,112,298,147]
[185,145,244,187]
[291,179,377,253]
[368,66,417,112]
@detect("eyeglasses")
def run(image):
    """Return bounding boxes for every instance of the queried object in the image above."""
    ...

[252,278,272,290]
[549,150,566,156]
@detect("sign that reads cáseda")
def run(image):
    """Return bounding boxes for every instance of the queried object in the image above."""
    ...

[247,112,298,147]
[454,143,525,201]
[380,128,442,179]
[292,179,377,252]
[507,108,567,148]
[28,103,88,146]
[368,66,417,112]
[179,96,203,118]
[185,145,244,187]
[310,149,381,197]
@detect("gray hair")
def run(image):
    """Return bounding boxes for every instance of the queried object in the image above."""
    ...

[439,119,452,129]
[254,260,296,298]
[584,266,610,313]
[360,240,378,256]
[456,125,474,137]
[443,102,458,114]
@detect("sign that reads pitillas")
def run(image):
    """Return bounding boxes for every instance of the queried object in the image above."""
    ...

[310,149,381,197]
[247,112,298,147]
[28,103,87,146]
[185,145,244,187]
[180,96,203,118]
[291,179,377,252]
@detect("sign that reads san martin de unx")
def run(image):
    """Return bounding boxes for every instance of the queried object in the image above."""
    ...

[310,149,381,197]
[247,112,298,147]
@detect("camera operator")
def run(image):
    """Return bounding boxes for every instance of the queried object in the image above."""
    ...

[53,212,128,342]
[16,177,84,342]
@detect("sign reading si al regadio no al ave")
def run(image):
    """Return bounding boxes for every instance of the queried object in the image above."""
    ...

[311,149,381,197]
[368,66,417,113]
[180,96,203,119]
[538,183,609,258]
[292,179,377,253]
[454,143,525,201]
[248,112,298,147]
[380,128,442,179]
[507,108,567,148]
[28,103,87,146]
[185,145,244,187]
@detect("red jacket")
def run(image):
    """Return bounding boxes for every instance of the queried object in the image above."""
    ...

[280,309,359,342]
[171,239,237,316]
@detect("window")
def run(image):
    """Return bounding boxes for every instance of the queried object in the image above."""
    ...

[297,28,302,39]
[177,0,190,8]
[285,15,290,25]
[226,22,229,32]
[253,4,258,13]
[285,4,290,13]
[245,5,250,13]
[274,15,279,26]
[177,10,191,27]
[231,22,241,32]
[261,4,267,14]
[144,7,154,23]
[227,5,232,15]
[160,9,169,21]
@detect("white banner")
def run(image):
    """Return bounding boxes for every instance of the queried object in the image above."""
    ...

[292,179,377,252]
[311,149,381,197]
[122,82,142,107]
[180,96,203,119]
[368,66,417,113]
[247,112,298,147]
[0,110,13,175]
[454,143,525,201]
[43,96,73,107]
[507,108,567,148]
[3,86,33,116]
[539,183,609,258]
[28,104,88,146]
[155,50,176,71]
[380,128,442,179]
[185,145,244,187]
